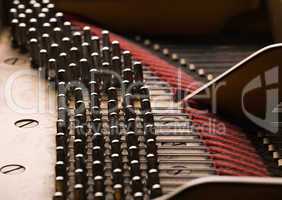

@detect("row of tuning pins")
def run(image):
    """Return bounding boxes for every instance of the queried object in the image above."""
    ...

[55,81,69,199]
[10,0,147,97]
[139,86,162,198]
[107,86,125,199]
[122,52,162,198]
[122,72,144,200]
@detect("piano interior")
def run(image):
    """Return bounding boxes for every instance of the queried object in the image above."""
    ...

[0,1,281,200]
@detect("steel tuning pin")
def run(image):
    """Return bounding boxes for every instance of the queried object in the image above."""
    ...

[91,36,100,53]
[83,26,91,43]
[102,30,110,47]
[29,38,40,68]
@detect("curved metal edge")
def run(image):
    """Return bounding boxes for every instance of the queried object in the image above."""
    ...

[157,176,282,200]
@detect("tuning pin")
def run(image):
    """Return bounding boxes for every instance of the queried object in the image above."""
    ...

[80,58,90,87]
[74,87,83,102]
[107,87,118,100]
[53,192,64,200]
[42,0,50,6]
[109,113,119,126]
[150,183,162,199]
[33,3,42,16]
[12,0,20,7]
[42,22,51,35]
[133,61,144,83]
[102,30,110,47]
[25,8,33,20]
[63,21,72,39]
[53,27,63,44]
[91,36,100,53]
[38,12,47,25]
[74,138,85,156]
[83,26,91,43]
[146,139,158,155]
[55,12,64,28]
[122,51,132,69]
[90,92,101,108]
[144,124,156,141]
[123,68,133,82]
[109,123,119,139]
[123,68,133,92]
[75,122,86,139]
[102,46,111,64]
[17,13,26,25]
[108,99,118,111]
[58,95,67,111]
[143,112,154,125]
[58,52,67,71]
[101,62,111,88]
[127,118,136,132]
[49,17,58,28]
[57,120,67,134]
[50,43,59,59]
[112,41,121,58]
[93,146,104,162]
[111,140,121,154]
[55,161,66,177]
[140,86,150,99]
[123,93,134,107]
[57,82,66,96]
[70,47,80,64]
[92,114,102,130]
[131,176,143,196]
[11,18,19,48]
[112,56,122,75]
[9,8,18,21]
[17,22,27,53]
[47,3,55,16]
[55,177,66,199]
[39,49,48,73]
[61,37,71,54]
[126,132,138,147]
[29,18,38,29]
[141,99,151,113]
[94,176,105,199]
[147,154,158,170]
[41,33,50,51]
[130,160,141,177]
[148,169,161,196]
[68,63,80,82]
[56,146,66,164]
[128,145,139,161]
[74,184,86,200]
[92,132,104,147]
[113,178,124,199]
[29,38,40,68]
[91,52,101,69]
[112,167,123,183]
[41,7,50,18]
[73,32,82,48]
[28,27,37,41]
[93,160,104,176]
[81,42,91,60]
[48,58,57,81]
